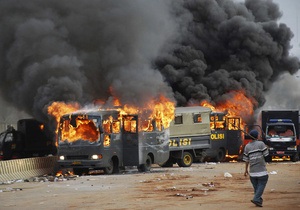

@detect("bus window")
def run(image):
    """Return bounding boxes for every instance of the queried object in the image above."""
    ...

[103,120,111,133]
[123,117,137,133]
[59,115,100,142]
[141,119,153,132]
[103,134,111,147]
[193,114,202,123]
[112,121,120,134]
[174,115,183,124]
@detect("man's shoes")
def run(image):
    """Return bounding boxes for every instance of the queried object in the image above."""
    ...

[251,200,263,207]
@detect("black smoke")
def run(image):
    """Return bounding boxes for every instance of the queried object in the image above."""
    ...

[0,0,299,124]
[156,0,299,109]
[0,0,181,122]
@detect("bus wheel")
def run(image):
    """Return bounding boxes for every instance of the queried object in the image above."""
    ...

[73,168,89,176]
[103,159,114,174]
[138,155,152,172]
[214,149,225,162]
[177,152,193,167]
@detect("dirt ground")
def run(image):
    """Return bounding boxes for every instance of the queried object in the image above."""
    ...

[0,161,299,210]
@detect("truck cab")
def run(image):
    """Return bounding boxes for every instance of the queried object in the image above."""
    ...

[0,121,56,160]
[262,110,299,162]
[265,119,298,161]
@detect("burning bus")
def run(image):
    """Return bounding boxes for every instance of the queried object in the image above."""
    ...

[206,111,243,161]
[56,108,170,175]
[200,91,253,161]
[161,106,243,167]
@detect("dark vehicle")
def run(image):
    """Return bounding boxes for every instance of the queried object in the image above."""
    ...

[261,110,299,162]
[206,112,243,162]
[0,119,56,160]
[57,109,169,175]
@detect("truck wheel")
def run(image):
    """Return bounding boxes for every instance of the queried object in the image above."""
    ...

[290,154,299,162]
[177,152,193,167]
[73,168,89,176]
[214,149,225,162]
[103,159,114,174]
[138,155,152,172]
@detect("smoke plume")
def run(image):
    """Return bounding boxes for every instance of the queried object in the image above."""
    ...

[260,72,300,110]
[0,0,299,124]
[156,0,299,109]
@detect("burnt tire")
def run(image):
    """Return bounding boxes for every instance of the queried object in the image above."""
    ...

[177,152,193,167]
[214,149,226,162]
[138,155,152,172]
[103,159,114,174]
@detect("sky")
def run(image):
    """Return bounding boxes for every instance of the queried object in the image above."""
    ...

[260,0,300,111]
[273,0,300,58]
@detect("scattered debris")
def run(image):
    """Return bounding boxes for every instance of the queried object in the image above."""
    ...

[175,193,193,199]
[202,182,215,187]
[269,171,277,175]
[224,172,233,178]
[206,162,217,165]
[0,172,79,185]
[205,162,217,169]
[0,187,23,192]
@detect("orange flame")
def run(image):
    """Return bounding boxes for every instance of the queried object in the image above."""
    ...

[47,95,175,143]
[117,95,175,131]
[39,124,44,130]
[47,101,81,126]
[113,98,121,107]
[61,118,99,142]
[201,90,256,130]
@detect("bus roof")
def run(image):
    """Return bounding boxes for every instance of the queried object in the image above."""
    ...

[175,106,211,114]
[62,109,119,117]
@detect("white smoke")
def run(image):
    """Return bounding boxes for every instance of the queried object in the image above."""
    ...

[260,70,300,110]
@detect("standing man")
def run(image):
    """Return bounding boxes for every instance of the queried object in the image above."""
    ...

[243,129,269,207]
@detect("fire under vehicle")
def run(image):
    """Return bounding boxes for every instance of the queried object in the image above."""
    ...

[0,119,56,160]
[261,110,300,162]
[57,109,169,175]
[160,106,243,167]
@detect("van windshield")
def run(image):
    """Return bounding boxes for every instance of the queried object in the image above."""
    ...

[267,125,295,137]
[59,115,100,143]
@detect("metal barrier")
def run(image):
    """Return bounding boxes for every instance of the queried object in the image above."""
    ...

[0,156,57,182]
